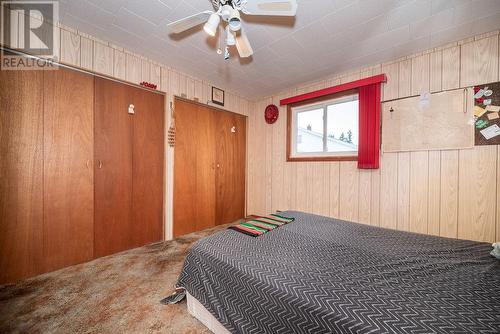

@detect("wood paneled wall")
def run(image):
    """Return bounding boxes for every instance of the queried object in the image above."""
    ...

[4,8,500,243]
[3,8,252,240]
[248,31,500,243]
[60,31,252,240]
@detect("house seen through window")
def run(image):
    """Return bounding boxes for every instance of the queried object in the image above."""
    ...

[289,92,359,160]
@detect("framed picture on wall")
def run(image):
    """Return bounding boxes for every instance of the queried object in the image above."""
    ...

[212,86,225,106]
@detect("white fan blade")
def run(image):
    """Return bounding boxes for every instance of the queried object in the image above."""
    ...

[235,30,254,58]
[241,0,297,16]
[167,11,214,34]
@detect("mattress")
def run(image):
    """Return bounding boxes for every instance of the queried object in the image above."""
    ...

[177,211,500,333]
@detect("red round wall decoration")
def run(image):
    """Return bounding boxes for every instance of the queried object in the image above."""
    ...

[265,104,279,124]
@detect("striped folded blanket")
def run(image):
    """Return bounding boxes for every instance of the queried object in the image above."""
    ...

[229,214,294,237]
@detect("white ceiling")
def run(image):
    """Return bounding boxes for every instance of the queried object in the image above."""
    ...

[59,0,500,99]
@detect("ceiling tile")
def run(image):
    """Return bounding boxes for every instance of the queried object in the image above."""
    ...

[122,0,173,25]
[106,23,146,48]
[159,0,181,10]
[452,0,500,24]
[268,35,304,57]
[409,8,454,40]
[165,1,199,22]
[244,26,277,51]
[386,0,432,30]
[113,7,158,37]
[430,0,471,14]
[86,0,123,13]
[61,0,115,30]
[353,25,411,56]
[293,0,338,27]
[188,0,216,11]
[346,14,389,43]
[58,0,500,99]
[320,2,360,33]
[61,12,109,38]
[292,21,330,49]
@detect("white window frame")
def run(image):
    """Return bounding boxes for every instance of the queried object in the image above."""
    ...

[290,93,359,159]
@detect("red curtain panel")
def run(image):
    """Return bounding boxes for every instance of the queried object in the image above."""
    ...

[358,83,381,169]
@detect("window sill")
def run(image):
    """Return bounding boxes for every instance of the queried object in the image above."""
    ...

[287,156,358,162]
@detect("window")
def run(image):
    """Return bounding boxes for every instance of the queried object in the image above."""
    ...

[287,91,359,161]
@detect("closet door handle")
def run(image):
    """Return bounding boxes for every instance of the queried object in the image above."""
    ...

[98,160,103,169]
[216,163,220,168]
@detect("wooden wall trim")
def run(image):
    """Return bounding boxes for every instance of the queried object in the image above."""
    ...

[280,74,386,106]
[174,96,248,118]
[1,46,165,96]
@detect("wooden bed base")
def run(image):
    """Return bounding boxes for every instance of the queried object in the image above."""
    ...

[186,292,230,334]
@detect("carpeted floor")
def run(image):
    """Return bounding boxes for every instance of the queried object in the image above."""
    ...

[0,224,231,334]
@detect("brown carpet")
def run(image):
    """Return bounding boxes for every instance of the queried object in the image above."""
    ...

[0,224,231,334]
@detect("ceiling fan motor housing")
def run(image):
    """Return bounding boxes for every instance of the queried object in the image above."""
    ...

[167,0,297,58]
[221,5,233,21]
[212,0,243,11]
[220,3,241,32]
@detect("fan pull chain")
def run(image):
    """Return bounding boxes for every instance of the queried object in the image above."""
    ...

[217,24,223,55]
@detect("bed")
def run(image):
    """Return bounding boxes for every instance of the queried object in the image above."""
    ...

[177,211,500,333]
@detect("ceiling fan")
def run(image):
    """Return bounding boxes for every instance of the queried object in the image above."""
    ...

[167,0,298,59]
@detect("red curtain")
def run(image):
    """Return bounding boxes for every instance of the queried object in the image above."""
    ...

[358,83,381,169]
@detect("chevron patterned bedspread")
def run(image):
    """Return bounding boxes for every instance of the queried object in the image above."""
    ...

[177,211,500,333]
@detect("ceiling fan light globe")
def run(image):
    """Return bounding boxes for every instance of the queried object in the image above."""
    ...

[203,13,220,36]
[228,8,241,32]
[203,25,216,36]
[229,18,241,32]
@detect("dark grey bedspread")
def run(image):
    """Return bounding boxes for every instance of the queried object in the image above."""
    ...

[177,211,500,333]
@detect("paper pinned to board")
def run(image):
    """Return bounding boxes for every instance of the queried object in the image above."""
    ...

[480,124,500,140]
[476,119,489,129]
[485,105,500,112]
[474,81,500,146]
[418,91,430,109]
[474,89,485,99]
[474,106,487,118]
[487,112,499,120]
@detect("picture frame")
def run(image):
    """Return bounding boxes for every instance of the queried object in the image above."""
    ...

[212,86,225,106]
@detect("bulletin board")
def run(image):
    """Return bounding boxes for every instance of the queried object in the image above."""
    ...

[473,81,500,145]
[382,88,475,152]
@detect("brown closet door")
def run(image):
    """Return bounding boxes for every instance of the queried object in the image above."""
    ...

[43,67,94,272]
[131,88,164,247]
[94,77,134,257]
[215,111,246,225]
[173,99,216,237]
[0,67,44,284]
